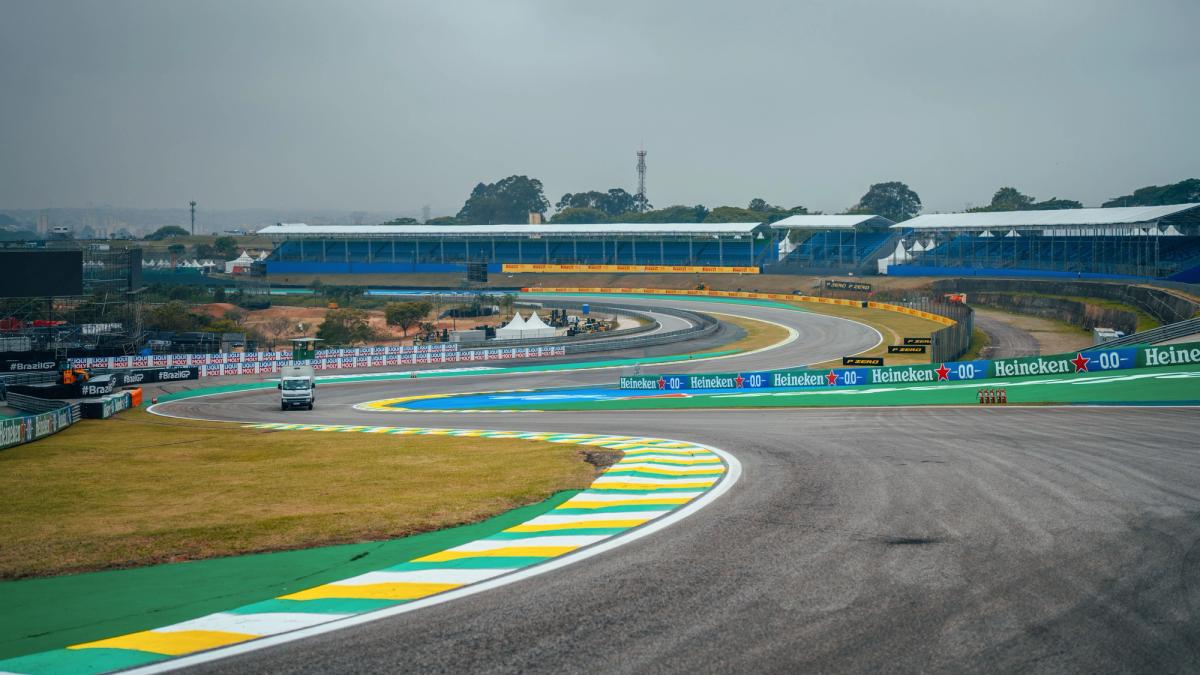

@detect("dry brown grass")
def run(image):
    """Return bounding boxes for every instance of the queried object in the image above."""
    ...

[791,302,944,367]
[0,410,596,579]
[708,312,793,354]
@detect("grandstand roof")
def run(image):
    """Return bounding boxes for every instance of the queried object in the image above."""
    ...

[769,214,894,229]
[895,203,1200,230]
[259,222,764,238]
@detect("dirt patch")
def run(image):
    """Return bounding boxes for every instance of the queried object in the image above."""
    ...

[974,308,1092,354]
[579,448,623,473]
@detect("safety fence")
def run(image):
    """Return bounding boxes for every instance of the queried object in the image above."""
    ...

[67,344,460,369]
[191,345,567,377]
[620,340,1200,391]
[504,263,761,274]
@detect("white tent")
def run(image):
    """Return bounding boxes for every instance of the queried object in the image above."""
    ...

[495,311,556,340]
[877,240,914,274]
[224,251,255,274]
[521,311,556,339]
[494,312,529,340]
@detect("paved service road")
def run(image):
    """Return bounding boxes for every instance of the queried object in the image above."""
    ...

[154,299,1200,673]
[976,310,1041,358]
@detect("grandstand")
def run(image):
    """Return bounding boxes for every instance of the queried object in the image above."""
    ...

[259,223,774,273]
[880,203,1200,281]
[766,215,897,274]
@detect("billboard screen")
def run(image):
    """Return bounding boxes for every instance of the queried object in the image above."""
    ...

[0,251,84,297]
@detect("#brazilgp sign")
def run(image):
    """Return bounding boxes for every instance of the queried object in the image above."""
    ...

[619,341,1200,391]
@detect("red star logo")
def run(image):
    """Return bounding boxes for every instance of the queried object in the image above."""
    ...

[936,363,950,381]
[1071,353,1090,373]
[734,374,744,388]
[657,377,666,389]
[825,369,840,386]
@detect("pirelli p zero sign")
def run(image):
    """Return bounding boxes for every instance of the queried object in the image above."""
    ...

[903,337,932,345]
[824,279,873,293]
[888,345,927,354]
[843,356,883,366]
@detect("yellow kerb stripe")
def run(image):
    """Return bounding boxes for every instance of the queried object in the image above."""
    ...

[280,581,460,601]
[506,519,652,532]
[69,630,255,656]
[414,546,576,562]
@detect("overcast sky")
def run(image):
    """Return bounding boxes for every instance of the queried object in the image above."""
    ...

[1,0,1197,216]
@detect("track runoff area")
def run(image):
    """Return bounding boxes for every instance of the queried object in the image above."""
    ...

[7,291,1200,673]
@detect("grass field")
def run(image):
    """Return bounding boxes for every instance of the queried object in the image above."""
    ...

[0,409,600,579]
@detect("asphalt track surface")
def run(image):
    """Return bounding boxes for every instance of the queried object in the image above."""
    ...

[976,310,1041,359]
[154,297,1200,673]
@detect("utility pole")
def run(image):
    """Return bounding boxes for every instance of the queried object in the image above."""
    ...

[189,201,197,235]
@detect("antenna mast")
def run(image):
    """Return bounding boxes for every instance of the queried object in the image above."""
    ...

[189,201,197,235]
[635,147,648,213]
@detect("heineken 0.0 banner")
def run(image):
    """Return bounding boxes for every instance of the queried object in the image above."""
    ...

[619,342,1200,391]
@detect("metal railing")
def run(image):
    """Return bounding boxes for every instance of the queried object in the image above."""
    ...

[1096,317,1200,348]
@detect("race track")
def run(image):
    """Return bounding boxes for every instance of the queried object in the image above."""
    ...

[152,297,1200,673]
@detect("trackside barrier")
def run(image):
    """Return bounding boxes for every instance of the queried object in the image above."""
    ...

[522,287,958,326]
[0,405,75,450]
[67,344,460,370]
[619,340,1200,391]
[504,263,761,274]
[193,345,568,377]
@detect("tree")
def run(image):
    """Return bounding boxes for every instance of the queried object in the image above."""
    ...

[316,308,375,345]
[1029,197,1082,210]
[263,316,293,348]
[550,207,611,224]
[706,203,807,224]
[851,182,922,222]
[213,236,239,258]
[1102,178,1200,208]
[146,225,189,240]
[426,216,458,225]
[455,175,550,224]
[146,300,200,332]
[623,204,709,223]
[748,198,774,212]
[968,187,1082,212]
[167,243,187,257]
[555,189,638,217]
[380,217,419,225]
[384,301,432,336]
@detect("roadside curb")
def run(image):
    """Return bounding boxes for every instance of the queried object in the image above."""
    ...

[0,425,740,675]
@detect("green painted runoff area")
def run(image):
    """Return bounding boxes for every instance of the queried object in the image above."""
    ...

[0,490,579,661]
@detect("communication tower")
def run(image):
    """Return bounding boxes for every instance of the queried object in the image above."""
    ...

[635,148,648,212]
[189,201,197,235]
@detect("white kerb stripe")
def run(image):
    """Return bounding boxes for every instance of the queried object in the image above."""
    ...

[328,569,512,586]
[153,612,346,635]
[520,512,666,525]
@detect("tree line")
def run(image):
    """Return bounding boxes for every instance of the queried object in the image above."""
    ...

[390,176,1197,226]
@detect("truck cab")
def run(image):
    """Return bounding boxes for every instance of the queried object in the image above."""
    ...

[278,365,316,410]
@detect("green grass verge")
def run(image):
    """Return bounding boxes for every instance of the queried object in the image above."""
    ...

[0,491,578,661]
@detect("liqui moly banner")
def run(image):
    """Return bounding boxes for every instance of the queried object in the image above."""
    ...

[185,345,566,379]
